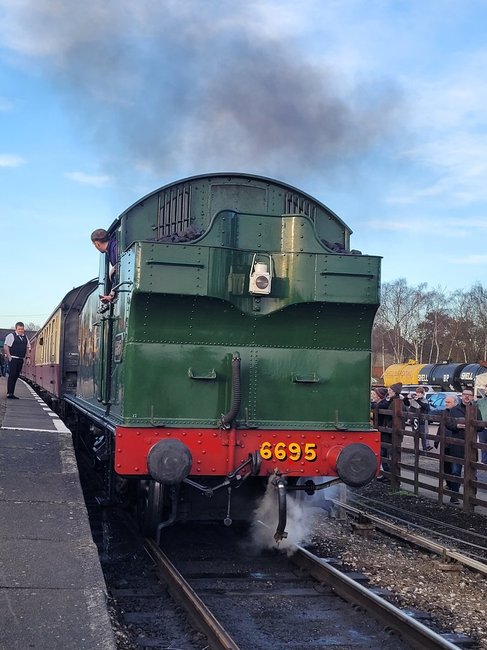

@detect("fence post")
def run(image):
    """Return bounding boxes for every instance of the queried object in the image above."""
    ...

[463,403,476,513]
[391,399,403,490]
[437,412,446,504]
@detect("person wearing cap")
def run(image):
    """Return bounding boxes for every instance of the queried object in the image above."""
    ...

[389,382,402,395]
[370,387,388,427]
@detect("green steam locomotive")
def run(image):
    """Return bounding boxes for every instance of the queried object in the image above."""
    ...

[26,173,381,541]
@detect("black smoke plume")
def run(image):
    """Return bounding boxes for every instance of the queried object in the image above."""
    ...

[3,1,402,182]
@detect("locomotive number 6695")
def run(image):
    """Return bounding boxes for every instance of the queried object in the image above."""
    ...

[259,441,317,462]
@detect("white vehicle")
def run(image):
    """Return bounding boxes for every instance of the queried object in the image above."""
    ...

[475,374,487,398]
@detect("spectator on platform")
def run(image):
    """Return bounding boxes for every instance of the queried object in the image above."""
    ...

[374,383,404,482]
[404,386,432,451]
[371,387,388,427]
[443,389,483,504]
[3,322,31,399]
[371,386,389,480]
[434,394,457,497]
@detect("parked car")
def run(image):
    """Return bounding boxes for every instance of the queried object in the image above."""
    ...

[425,391,460,425]
[400,384,435,396]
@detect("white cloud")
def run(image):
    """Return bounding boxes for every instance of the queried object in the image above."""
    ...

[386,129,487,206]
[384,46,487,207]
[0,154,25,167]
[65,171,112,187]
[409,49,487,132]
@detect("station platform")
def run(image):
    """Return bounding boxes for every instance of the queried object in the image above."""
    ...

[0,376,116,650]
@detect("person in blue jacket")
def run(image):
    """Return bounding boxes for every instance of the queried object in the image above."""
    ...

[91,228,118,303]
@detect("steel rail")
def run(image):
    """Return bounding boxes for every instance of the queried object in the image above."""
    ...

[291,544,461,650]
[253,520,465,649]
[144,538,241,650]
[332,499,487,576]
[351,493,487,545]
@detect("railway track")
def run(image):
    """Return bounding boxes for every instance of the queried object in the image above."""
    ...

[347,488,487,562]
[144,537,239,650]
[143,519,476,650]
[331,497,487,575]
[309,493,487,648]
[75,439,480,648]
[76,462,478,648]
[88,494,450,650]
[290,542,469,650]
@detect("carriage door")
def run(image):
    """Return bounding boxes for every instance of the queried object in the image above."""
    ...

[96,310,114,407]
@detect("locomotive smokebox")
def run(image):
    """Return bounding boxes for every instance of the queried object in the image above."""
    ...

[329,443,378,488]
[147,439,192,484]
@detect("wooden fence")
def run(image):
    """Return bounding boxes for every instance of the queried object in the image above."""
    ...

[374,400,487,512]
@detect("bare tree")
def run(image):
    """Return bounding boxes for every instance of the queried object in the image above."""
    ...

[375,278,430,363]
[372,279,487,373]
[462,284,487,360]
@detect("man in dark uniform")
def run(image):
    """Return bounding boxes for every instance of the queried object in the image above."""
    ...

[3,321,31,399]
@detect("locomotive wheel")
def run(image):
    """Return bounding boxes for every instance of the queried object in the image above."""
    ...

[137,479,164,536]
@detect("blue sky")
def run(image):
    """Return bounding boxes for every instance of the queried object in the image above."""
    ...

[1,0,486,329]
